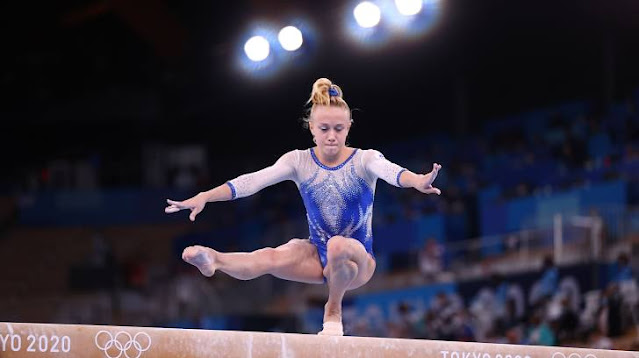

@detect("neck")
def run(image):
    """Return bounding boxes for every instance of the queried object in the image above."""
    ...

[315,146,351,166]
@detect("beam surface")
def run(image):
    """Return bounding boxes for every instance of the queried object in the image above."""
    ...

[0,322,636,358]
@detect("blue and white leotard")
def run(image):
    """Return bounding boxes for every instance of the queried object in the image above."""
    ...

[227,148,406,268]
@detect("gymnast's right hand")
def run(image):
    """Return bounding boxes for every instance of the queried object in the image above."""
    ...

[165,193,207,222]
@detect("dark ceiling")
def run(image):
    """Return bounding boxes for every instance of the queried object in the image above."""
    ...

[2,0,639,167]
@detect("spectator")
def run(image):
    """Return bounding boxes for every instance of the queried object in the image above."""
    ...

[418,237,444,281]
[428,291,464,340]
[526,310,556,346]
[123,249,149,292]
[610,252,634,285]
[602,281,625,338]
[554,296,580,344]
[530,255,559,308]
[387,301,418,338]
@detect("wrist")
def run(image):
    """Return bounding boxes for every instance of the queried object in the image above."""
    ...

[407,172,423,189]
[414,174,427,189]
[198,191,212,202]
[399,171,419,189]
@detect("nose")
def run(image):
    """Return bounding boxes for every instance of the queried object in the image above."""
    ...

[327,131,336,142]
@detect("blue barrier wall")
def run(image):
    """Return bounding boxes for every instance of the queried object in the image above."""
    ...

[373,214,444,254]
[479,181,627,251]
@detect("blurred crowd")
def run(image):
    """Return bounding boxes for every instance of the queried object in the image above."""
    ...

[345,253,638,349]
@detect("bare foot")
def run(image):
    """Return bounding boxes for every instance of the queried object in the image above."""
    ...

[318,321,343,336]
[182,245,217,277]
[318,306,343,336]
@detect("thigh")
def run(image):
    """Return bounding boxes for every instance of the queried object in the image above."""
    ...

[271,238,325,284]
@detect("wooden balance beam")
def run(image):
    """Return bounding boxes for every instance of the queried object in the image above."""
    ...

[1,322,637,358]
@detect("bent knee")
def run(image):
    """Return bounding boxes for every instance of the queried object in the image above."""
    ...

[334,260,359,281]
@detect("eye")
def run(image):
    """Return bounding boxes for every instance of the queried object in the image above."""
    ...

[320,127,328,132]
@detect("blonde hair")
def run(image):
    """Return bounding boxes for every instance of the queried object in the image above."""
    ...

[303,78,351,127]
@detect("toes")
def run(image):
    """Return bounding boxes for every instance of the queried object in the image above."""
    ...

[318,322,344,336]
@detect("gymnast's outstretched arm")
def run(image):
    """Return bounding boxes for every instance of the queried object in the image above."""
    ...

[364,149,442,195]
[165,150,298,221]
[397,163,442,195]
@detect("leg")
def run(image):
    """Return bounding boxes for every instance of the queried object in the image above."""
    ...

[319,236,376,336]
[182,239,324,284]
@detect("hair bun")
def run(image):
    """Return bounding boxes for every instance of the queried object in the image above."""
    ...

[304,77,349,123]
[309,78,333,106]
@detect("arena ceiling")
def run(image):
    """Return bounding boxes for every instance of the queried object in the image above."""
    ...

[1,0,638,165]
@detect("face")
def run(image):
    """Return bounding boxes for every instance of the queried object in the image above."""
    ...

[309,106,351,158]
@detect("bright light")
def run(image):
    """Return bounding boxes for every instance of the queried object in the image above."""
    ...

[395,0,423,16]
[278,26,304,51]
[243,36,270,62]
[353,2,381,28]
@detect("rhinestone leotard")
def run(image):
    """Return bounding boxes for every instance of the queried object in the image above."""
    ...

[227,148,406,268]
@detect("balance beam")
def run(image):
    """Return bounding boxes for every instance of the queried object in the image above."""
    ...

[1,322,636,358]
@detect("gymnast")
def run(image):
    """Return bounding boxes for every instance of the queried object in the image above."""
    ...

[165,77,442,336]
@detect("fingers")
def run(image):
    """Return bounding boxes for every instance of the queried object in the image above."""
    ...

[427,163,441,172]
[423,186,442,195]
[165,199,184,214]
[422,163,442,189]
[189,207,202,222]
[430,163,441,178]
[165,205,181,213]
[167,199,183,206]
[166,198,203,222]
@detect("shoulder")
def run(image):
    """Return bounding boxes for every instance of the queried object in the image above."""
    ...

[277,149,310,166]
[282,149,301,156]
[275,149,298,164]
[292,148,311,160]
[360,148,386,162]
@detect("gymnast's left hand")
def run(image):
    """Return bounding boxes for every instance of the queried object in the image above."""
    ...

[415,163,442,195]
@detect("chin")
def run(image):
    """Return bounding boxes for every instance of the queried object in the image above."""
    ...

[323,146,340,154]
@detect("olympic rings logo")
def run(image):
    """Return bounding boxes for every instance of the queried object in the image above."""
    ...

[94,331,152,358]
[551,353,596,358]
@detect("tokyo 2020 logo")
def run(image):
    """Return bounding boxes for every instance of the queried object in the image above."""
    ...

[94,330,151,358]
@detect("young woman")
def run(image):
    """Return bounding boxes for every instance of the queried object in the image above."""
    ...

[165,77,442,336]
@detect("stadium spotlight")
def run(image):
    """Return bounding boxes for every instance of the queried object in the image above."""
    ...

[353,2,381,28]
[278,26,303,51]
[395,0,423,16]
[244,35,270,62]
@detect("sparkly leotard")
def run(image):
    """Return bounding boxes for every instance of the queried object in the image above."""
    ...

[227,148,406,268]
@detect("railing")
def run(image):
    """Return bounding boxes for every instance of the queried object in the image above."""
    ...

[442,205,638,277]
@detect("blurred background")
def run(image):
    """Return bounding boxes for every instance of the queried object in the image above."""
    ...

[1,0,638,350]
